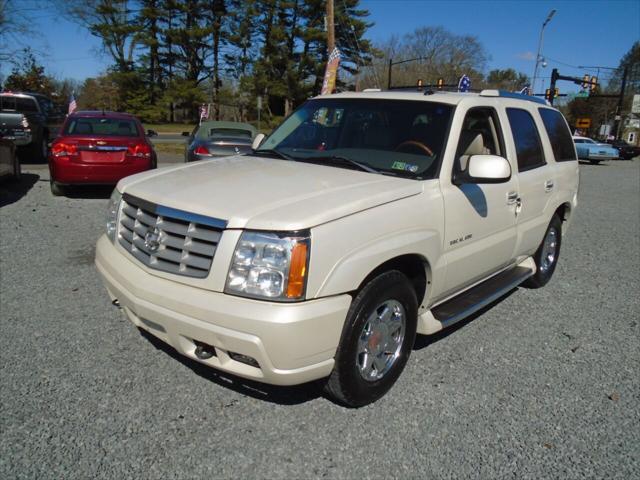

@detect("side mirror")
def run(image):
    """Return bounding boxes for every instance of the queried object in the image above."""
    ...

[455,155,511,184]
[146,129,158,137]
[252,133,266,150]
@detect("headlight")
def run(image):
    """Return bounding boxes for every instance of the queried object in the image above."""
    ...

[225,231,310,301]
[106,189,122,242]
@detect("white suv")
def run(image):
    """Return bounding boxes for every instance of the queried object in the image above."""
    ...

[96,90,579,407]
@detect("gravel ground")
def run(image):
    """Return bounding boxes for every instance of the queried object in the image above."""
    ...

[1,157,638,479]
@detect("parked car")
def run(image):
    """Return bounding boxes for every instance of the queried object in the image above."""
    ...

[572,136,619,164]
[185,121,257,162]
[49,111,156,196]
[0,92,63,161]
[96,89,579,407]
[0,138,21,181]
[604,139,640,160]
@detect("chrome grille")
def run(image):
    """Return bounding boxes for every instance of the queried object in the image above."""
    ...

[118,194,225,278]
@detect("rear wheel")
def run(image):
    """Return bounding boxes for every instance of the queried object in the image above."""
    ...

[523,214,562,289]
[324,270,418,407]
[50,180,65,196]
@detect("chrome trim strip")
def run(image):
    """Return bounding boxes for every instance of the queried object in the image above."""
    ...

[439,268,534,329]
[122,193,228,229]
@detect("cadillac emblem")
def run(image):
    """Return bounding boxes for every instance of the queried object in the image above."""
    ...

[144,227,161,252]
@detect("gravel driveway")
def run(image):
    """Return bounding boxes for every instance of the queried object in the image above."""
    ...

[1,157,638,479]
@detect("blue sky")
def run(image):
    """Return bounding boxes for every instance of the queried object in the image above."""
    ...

[7,0,640,95]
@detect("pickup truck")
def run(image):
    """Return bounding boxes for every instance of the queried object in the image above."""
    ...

[0,92,62,161]
[95,89,579,407]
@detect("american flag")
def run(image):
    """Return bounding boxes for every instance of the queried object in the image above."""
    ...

[458,74,471,92]
[68,93,77,114]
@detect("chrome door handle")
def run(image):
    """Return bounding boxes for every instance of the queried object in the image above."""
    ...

[507,191,519,205]
[544,180,554,192]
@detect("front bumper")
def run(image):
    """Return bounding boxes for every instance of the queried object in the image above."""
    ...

[95,235,351,385]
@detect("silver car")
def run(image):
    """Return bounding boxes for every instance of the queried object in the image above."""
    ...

[185,121,257,162]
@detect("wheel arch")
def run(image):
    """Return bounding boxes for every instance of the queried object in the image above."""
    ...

[554,202,572,233]
[355,254,432,307]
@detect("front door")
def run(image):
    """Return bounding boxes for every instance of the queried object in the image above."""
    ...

[440,106,518,297]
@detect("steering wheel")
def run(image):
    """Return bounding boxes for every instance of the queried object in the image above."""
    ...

[395,140,434,156]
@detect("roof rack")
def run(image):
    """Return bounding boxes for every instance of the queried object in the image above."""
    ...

[480,89,549,106]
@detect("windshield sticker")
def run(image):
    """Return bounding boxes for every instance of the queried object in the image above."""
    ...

[391,161,419,173]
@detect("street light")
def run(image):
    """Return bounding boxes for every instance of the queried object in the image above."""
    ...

[532,9,556,94]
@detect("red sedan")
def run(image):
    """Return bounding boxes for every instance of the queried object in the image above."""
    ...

[49,111,157,196]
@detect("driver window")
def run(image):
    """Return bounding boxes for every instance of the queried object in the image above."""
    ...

[454,107,504,172]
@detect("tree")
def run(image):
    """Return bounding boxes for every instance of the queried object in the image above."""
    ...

[3,48,56,97]
[486,69,529,91]
[361,26,488,90]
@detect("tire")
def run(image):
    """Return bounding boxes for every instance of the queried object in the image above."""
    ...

[50,180,65,196]
[13,153,21,180]
[30,136,48,162]
[523,214,562,289]
[324,270,418,407]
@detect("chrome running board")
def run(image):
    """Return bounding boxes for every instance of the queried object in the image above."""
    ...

[431,266,534,329]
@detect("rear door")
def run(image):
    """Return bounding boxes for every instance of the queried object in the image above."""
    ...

[502,107,556,257]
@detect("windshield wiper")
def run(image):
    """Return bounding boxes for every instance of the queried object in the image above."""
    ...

[301,155,380,174]
[253,148,297,161]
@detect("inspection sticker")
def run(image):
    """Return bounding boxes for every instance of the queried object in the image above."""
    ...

[391,161,419,173]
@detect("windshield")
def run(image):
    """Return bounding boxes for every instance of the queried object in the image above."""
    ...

[63,117,140,137]
[257,98,454,179]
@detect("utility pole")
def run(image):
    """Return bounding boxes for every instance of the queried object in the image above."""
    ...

[326,0,335,52]
[613,66,629,139]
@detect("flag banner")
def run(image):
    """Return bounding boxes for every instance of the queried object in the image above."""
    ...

[321,47,341,95]
[519,84,531,95]
[457,74,471,92]
[68,93,77,115]
[199,104,209,123]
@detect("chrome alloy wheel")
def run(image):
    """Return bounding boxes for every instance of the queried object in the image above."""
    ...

[540,227,558,273]
[356,299,406,381]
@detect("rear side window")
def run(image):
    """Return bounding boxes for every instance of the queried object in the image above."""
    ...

[538,108,577,162]
[63,117,140,137]
[506,108,546,172]
[0,96,39,113]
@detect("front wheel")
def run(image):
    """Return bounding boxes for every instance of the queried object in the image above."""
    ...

[324,270,418,407]
[523,214,562,289]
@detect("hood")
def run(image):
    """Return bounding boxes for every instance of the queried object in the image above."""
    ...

[118,155,423,230]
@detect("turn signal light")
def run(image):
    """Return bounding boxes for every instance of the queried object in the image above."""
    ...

[51,142,78,157]
[286,242,308,299]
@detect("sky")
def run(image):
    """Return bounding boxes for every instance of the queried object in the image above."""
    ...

[4,0,640,95]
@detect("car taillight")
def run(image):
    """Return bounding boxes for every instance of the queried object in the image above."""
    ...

[51,142,78,157]
[127,143,152,158]
[21,115,30,129]
[194,145,211,156]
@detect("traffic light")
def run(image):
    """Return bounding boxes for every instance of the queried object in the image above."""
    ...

[590,76,598,92]
[555,88,559,98]
[581,74,590,90]
[437,78,444,90]
[545,89,552,101]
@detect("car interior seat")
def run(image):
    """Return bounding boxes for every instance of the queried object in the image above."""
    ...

[458,130,490,170]
[75,122,93,134]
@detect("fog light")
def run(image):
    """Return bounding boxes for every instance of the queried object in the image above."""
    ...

[228,351,259,368]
